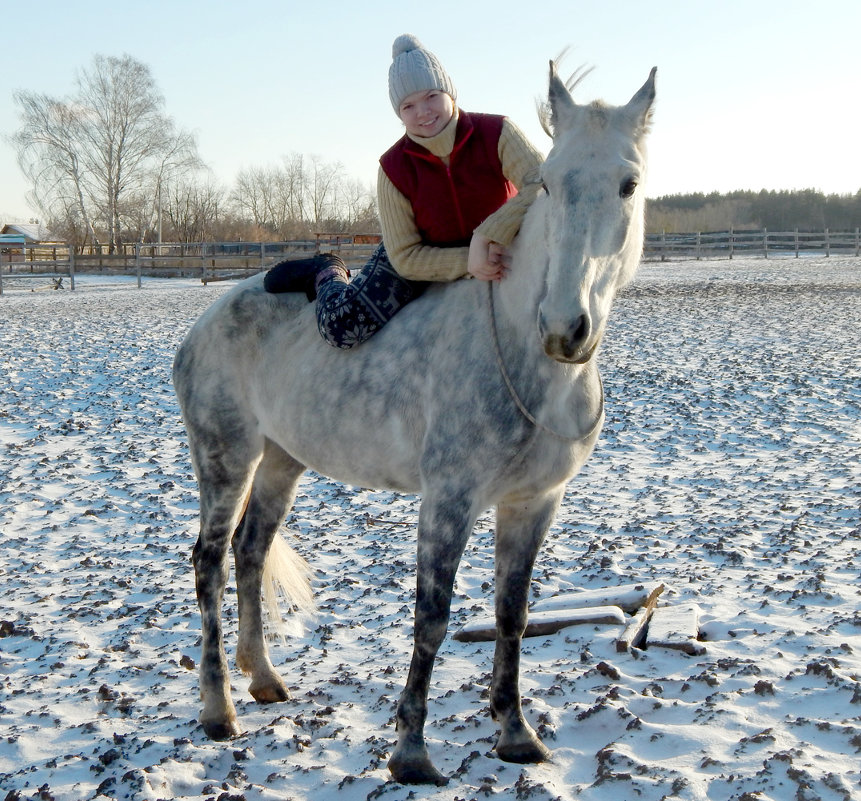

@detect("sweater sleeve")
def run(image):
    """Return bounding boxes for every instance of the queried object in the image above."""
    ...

[377,165,470,282]
[473,118,545,246]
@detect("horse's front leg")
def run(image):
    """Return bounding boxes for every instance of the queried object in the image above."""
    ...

[389,493,476,786]
[491,489,563,763]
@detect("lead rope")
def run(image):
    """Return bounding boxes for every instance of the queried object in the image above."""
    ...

[487,281,605,442]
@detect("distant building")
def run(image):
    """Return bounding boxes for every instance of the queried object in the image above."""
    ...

[0,222,60,244]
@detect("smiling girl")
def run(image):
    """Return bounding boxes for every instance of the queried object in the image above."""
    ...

[265,34,544,348]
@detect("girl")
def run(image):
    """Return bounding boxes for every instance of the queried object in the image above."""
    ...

[264,34,544,348]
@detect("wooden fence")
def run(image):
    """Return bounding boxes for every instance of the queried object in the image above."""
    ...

[0,243,75,294]
[2,229,858,292]
[0,234,381,293]
[644,227,861,261]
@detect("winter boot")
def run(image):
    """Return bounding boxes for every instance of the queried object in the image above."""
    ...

[263,252,349,301]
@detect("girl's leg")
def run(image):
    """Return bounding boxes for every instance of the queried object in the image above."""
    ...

[316,244,427,349]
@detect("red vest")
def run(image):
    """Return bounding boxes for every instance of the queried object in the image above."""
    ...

[379,112,517,247]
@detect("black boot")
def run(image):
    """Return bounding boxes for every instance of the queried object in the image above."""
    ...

[263,253,349,300]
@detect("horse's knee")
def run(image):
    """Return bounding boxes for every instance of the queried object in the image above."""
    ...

[495,605,528,640]
[413,605,450,649]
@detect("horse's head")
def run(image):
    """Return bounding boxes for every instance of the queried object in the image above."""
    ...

[536,64,656,364]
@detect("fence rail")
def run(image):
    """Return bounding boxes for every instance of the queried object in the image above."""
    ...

[0,234,381,293]
[2,229,858,292]
[644,227,861,261]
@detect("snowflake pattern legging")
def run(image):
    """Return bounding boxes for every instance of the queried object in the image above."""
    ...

[316,243,428,349]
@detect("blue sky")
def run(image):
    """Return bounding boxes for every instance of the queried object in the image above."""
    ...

[2,0,859,222]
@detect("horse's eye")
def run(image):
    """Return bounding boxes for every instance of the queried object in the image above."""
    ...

[620,178,637,198]
[541,181,550,196]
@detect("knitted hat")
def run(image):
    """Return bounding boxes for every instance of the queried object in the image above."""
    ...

[388,34,456,114]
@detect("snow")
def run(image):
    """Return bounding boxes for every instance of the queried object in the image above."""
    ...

[1,257,859,801]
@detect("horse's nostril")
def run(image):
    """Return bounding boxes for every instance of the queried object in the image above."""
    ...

[539,312,591,354]
[571,314,589,344]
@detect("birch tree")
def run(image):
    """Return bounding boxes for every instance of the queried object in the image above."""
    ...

[11,54,200,250]
[11,92,99,246]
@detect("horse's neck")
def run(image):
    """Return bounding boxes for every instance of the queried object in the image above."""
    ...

[493,222,580,373]
[495,197,547,325]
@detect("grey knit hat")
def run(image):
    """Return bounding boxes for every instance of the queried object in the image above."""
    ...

[388,34,456,114]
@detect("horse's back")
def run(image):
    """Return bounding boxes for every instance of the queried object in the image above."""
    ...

[174,275,485,492]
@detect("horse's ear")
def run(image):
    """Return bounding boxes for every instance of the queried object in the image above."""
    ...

[544,60,578,136]
[626,67,657,135]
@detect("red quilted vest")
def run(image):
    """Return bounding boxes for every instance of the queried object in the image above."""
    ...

[379,112,517,247]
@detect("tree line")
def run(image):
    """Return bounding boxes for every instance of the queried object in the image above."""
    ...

[645,189,861,234]
[10,53,860,249]
[9,54,378,252]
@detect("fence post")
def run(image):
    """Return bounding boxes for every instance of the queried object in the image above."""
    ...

[260,241,266,272]
[794,229,799,258]
[661,230,666,262]
[763,227,768,258]
[69,244,76,291]
[856,227,860,257]
[729,227,734,260]
[201,242,207,283]
[696,231,701,260]
[825,228,830,257]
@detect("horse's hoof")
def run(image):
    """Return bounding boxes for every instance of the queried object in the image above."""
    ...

[388,754,449,786]
[201,718,241,741]
[249,679,289,704]
[495,736,552,764]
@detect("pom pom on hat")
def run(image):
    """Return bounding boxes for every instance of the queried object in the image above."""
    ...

[388,34,456,115]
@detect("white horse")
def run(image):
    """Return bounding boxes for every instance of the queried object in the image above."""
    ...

[172,62,656,785]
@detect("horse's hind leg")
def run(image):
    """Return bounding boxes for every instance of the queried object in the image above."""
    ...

[191,430,263,740]
[491,490,563,763]
[233,438,307,704]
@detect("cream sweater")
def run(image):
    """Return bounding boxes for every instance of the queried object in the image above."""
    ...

[377,108,544,282]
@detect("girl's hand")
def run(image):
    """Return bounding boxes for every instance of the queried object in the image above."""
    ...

[468,233,510,281]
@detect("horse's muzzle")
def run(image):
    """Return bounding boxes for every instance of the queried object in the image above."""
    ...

[539,312,595,363]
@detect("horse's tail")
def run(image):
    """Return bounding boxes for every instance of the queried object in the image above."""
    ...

[262,533,315,638]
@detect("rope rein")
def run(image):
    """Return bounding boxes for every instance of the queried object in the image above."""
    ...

[487,281,605,442]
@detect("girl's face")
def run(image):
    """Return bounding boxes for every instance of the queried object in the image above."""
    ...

[398,90,454,138]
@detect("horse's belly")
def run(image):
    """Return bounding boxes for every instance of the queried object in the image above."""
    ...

[275,419,424,494]
[256,357,426,493]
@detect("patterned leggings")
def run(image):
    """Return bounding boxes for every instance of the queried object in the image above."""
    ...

[316,244,427,349]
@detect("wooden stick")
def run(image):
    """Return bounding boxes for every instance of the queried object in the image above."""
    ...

[615,582,665,652]
[454,605,626,643]
[530,582,666,615]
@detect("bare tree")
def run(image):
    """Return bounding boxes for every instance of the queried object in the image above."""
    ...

[274,153,310,235]
[10,54,200,251]
[228,154,376,239]
[231,166,278,230]
[307,155,343,226]
[165,179,226,242]
[339,177,379,232]
[10,92,99,247]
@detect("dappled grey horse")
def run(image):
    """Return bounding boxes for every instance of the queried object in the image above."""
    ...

[173,63,656,784]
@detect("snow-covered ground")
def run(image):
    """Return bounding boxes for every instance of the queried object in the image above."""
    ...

[1,257,859,801]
